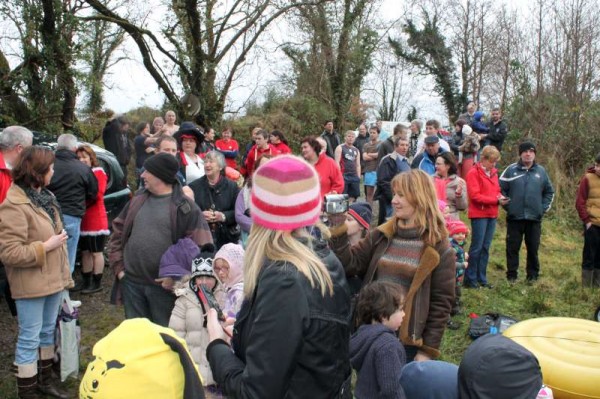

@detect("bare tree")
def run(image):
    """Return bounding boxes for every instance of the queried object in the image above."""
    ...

[85,0,325,124]
[282,0,380,129]
[0,0,83,130]
[80,15,126,114]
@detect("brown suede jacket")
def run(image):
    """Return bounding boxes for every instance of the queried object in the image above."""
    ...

[0,184,73,299]
[329,218,455,359]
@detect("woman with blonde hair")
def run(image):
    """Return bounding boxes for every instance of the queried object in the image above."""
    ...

[329,169,455,362]
[464,145,509,289]
[206,155,352,398]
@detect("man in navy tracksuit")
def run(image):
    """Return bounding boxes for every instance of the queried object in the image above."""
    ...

[499,142,555,283]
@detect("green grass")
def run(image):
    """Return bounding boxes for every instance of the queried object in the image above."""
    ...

[439,215,600,364]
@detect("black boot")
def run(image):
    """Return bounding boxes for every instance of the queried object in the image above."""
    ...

[70,272,92,292]
[82,273,103,294]
[38,359,69,399]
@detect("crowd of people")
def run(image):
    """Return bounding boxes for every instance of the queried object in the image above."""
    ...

[0,101,597,398]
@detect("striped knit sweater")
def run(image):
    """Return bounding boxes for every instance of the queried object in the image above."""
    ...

[375,226,424,299]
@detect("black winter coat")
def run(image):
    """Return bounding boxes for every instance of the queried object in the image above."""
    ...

[47,149,98,217]
[189,175,239,249]
[499,161,555,222]
[206,239,352,398]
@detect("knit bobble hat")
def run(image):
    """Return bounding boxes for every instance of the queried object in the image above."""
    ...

[519,141,536,154]
[462,125,473,135]
[250,155,321,231]
[348,202,372,230]
[190,244,216,280]
[143,152,179,185]
[448,220,469,236]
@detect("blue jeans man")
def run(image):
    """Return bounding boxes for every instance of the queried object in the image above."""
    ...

[63,214,81,274]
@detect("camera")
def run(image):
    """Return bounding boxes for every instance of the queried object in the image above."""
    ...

[324,194,349,214]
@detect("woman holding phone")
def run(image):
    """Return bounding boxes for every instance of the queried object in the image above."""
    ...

[0,146,72,398]
[464,145,509,289]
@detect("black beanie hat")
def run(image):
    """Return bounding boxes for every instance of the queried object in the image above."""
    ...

[458,334,542,399]
[518,141,536,154]
[143,153,179,185]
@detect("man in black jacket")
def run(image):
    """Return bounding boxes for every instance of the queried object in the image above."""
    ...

[48,134,98,274]
[102,116,131,178]
[485,108,508,151]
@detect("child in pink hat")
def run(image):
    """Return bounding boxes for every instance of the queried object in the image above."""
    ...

[214,243,245,318]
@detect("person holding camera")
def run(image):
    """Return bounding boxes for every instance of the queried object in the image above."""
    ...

[206,155,352,398]
[329,169,455,362]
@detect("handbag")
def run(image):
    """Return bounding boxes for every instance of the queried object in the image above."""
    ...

[54,290,80,381]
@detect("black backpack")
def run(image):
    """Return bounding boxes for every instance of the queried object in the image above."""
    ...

[468,313,518,339]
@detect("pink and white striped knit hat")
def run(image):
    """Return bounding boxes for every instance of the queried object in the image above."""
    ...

[251,155,322,231]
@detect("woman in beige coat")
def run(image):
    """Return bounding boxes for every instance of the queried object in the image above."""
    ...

[0,146,73,399]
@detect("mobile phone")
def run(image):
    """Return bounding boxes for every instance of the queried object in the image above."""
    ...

[199,285,225,321]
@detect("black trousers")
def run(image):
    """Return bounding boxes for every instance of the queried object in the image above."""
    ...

[583,224,600,270]
[506,220,541,280]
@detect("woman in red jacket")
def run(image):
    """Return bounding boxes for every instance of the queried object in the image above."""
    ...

[464,146,510,288]
[269,130,292,154]
[76,145,109,294]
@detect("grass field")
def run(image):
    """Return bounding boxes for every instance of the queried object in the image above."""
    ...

[0,215,599,398]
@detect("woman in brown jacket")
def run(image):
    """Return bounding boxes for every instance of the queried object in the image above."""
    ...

[0,146,72,398]
[329,169,455,362]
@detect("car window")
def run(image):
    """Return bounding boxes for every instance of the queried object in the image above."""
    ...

[98,159,113,192]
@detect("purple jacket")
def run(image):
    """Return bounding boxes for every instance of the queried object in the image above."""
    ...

[234,187,252,233]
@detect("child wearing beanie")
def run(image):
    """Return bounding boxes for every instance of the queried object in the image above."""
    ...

[346,202,372,246]
[448,220,469,323]
[214,243,245,318]
[169,246,223,391]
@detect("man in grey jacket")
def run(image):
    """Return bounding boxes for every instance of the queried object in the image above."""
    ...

[500,142,555,283]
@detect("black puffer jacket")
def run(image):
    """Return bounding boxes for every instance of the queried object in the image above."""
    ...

[47,149,98,217]
[206,238,352,398]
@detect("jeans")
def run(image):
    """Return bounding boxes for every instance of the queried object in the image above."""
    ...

[466,218,497,285]
[15,291,62,364]
[506,220,541,280]
[63,214,82,274]
[121,276,176,327]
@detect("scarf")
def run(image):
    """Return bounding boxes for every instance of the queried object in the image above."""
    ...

[23,186,64,228]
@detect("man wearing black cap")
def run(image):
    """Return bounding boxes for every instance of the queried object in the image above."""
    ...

[499,142,555,283]
[108,153,213,326]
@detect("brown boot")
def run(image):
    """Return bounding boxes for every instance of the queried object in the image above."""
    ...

[38,347,69,399]
[16,363,43,399]
[582,269,594,288]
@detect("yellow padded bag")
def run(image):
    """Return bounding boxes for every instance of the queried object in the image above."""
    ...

[80,318,205,399]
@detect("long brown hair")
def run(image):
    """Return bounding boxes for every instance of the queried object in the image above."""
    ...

[391,169,448,246]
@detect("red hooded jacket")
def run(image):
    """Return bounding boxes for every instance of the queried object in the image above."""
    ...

[466,162,501,219]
